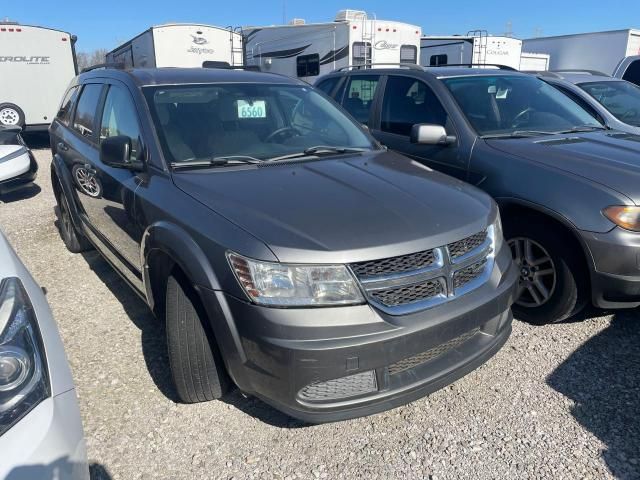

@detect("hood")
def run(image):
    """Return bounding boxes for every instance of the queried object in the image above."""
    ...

[0,145,30,182]
[486,131,640,204]
[172,151,494,263]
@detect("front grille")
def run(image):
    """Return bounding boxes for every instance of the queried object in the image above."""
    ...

[453,259,487,290]
[351,249,436,277]
[370,279,444,307]
[388,328,480,375]
[447,230,488,260]
[298,370,377,402]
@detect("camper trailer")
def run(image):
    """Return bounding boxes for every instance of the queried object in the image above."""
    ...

[520,52,551,71]
[105,24,243,68]
[0,22,77,130]
[420,33,523,70]
[523,29,640,85]
[243,10,421,83]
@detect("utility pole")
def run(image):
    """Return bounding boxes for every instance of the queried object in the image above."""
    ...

[534,27,543,38]
[282,0,286,24]
[505,20,513,38]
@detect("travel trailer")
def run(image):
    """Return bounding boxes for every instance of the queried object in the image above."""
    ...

[523,29,640,85]
[243,10,421,83]
[0,22,77,130]
[420,33,523,70]
[520,52,551,71]
[105,24,243,68]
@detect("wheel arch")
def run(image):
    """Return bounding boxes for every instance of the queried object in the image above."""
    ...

[51,154,84,230]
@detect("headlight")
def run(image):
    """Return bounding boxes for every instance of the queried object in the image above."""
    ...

[227,253,365,307]
[490,210,504,252]
[0,278,49,437]
[603,206,640,232]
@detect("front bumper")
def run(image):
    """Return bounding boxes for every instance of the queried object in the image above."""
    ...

[200,246,518,423]
[0,389,89,479]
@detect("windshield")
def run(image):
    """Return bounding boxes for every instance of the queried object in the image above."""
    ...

[579,81,640,127]
[143,83,375,164]
[442,75,603,137]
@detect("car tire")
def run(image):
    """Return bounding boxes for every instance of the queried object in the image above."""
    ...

[166,272,229,403]
[505,218,587,325]
[0,103,25,128]
[54,184,93,253]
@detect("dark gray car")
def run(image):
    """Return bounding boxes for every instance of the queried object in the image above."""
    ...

[318,65,640,324]
[48,67,517,422]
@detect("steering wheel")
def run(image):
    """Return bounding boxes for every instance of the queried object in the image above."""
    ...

[511,107,534,129]
[621,108,638,121]
[265,127,299,143]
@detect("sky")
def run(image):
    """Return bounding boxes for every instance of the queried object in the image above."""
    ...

[3,0,640,52]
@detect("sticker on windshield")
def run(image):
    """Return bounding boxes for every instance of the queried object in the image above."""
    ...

[237,100,267,119]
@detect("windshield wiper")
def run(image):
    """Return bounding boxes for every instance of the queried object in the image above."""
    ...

[557,124,608,133]
[482,130,558,139]
[170,156,262,170]
[265,146,368,162]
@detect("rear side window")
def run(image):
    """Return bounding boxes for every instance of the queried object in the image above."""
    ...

[400,45,418,64]
[73,84,103,139]
[623,60,640,87]
[297,54,320,77]
[100,85,142,161]
[316,77,341,96]
[430,54,448,66]
[352,42,371,66]
[57,86,79,126]
[343,75,380,125]
[381,76,448,136]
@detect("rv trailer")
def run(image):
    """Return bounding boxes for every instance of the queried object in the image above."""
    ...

[523,29,640,86]
[243,10,421,83]
[0,22,77,130]
[420,32,523,70]
[520,52,551,71]
[105,24,243,68]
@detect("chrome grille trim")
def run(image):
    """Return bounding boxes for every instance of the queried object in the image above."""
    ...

[350,227,495,315]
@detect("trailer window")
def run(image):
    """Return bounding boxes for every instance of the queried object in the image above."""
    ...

[343,75,380,125]
[400,45,418,64]
[73,84,103,139]
[352,42,371,66]
[100,85,141,161]
[297,54,320,77]
[430,54,448,66]
[622,60,640,87]
[57,86,80,126]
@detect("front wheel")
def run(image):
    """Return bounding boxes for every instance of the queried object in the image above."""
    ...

[54,182,93,253]
[505,219,586,324]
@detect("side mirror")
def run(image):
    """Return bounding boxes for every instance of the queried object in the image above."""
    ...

[410,124,456,146]
[100,135,143,170]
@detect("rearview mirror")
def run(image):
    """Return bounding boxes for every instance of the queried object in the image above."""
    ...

[100,135,143,170]
[410,124,456,146]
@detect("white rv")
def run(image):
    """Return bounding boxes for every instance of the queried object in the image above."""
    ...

[420,33,523,70]
[520,52,551,71]
[243,10,421,83]
[105,24,243,68]
[0,22,77,130]
[523,29,640,85]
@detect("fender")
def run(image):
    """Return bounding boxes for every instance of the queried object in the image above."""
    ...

[51,153,84,231]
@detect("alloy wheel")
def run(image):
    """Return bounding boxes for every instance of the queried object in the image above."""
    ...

[74,167,101,197]
[508,237,557,308]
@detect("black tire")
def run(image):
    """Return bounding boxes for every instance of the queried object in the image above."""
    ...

[166,273,229,403]
[504,217,587,325]
[0,103,25,128]
[54,182,93,253]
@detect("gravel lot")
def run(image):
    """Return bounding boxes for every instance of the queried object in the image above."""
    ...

[1,145,639,480]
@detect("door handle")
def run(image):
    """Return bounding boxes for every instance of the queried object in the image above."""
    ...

[57,142,69,152]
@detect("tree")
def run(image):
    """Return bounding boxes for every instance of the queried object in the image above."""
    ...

[76,48,109,71]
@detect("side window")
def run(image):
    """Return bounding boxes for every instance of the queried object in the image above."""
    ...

[381,76,448,136]
[316,77,340,96]
[297,54,320,77]
[57,86,79,126]
[343,75,380,125]
[100,84,141,161]
[623,60,640,87]
[72,84,103,139]
[400,45,418,64]
[352,42,371,66]
[430,54,448,66]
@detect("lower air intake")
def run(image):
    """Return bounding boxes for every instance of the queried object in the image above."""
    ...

[298,370,377,402]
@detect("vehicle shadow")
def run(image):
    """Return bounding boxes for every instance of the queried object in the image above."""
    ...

[5,457,110,480]
[0,184,41,203]
[22,131,51,150]
[219,389,311,429]
[547,308,640,479]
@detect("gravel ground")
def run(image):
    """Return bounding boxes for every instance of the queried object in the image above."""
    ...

[1,146,639,480]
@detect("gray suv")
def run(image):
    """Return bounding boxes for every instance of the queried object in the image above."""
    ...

[49,66,517,422]
[318,65,640,324]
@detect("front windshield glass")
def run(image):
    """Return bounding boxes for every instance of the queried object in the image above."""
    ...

[579,81,640,127]
[442,75,603,137]
[143,83,375,164]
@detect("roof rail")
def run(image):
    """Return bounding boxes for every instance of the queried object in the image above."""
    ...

[202,61,261,71]
[335,63,424,72]
[426,63,517,71]
[526,70,562,78]
[81,62,125,73]
[551,69,610,76]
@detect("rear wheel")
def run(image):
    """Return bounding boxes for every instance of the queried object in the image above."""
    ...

[166,273,229,403]
[505,218,587,324]
[0,103,24,128]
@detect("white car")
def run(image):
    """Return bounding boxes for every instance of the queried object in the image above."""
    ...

[0,230,88,479]
[0,127,38,195]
